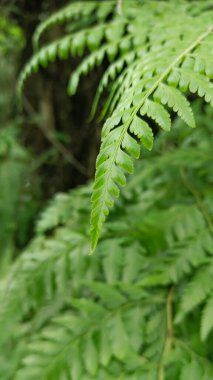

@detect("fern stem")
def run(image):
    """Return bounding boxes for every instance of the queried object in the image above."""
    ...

[158,286,175,380]
[117,0,123,16]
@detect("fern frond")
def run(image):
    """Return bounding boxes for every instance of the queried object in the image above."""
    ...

[140,99,171,131]
[166,230,211,282]
[177,68,213,104]
[14,291,147,380]
[176,264,213,323]
[90,24,213,252]
[33,1,115,49]
[18,18,127,99]
[154,83,195,128]
[68,34,129,96]
[90,113,155,252]
[17,1,213,251]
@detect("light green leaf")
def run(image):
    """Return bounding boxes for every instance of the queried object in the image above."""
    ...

[130,115,154,150]
[105,21,125,42]
[101,240,123,283]
[86,282,125,308]
[70,298,105,320]
[140,99,171,131]
[179,68,213,105]
[154,83,195,128]
[71,31,86,56]
[110,314,130,360]
[83,337,98,376]
[201,296,213,341]
[87,26,104,51]
[99,328,112,366]
[180,360,202,380]
[68,73,79,96]
[176,265,213,323]
[122,245,143,282]
[70,345,82,380]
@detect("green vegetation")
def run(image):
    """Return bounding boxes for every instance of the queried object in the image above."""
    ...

[0,1,213,379]
[0,14,37,272]
[18,0,213,252]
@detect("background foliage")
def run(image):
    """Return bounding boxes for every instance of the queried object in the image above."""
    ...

[1,103,213,380]
[0,1,212,379]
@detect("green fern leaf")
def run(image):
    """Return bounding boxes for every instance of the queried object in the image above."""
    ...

[19,21,125,99]
[122,245,144,282]
[140,99,171,131]
[201,295,213,341]
[90,26,213,250]
[33,1,113,49]
[86,282,126,308]
[68,40,127,96]
[101,239,123,284]
[154,83,196,128]
[176,264,213,323]
[180,360,203,380]
[90,53,133,119]
[130,115,154,150]
[178,68,213,105]
[110,314,130,360]
[83,336,98,376]
[70,345,82,380]
[192,52,213,78]
[99,328,112,366]
[90,114,155,253]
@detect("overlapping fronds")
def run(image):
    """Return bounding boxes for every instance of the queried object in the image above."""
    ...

[17,0,213,252]
[0,108,213,379]
[33,1,115,49]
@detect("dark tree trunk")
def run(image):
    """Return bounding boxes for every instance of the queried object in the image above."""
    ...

[10,0,103,200]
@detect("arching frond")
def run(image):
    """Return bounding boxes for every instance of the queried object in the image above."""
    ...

[17,1,213,251]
